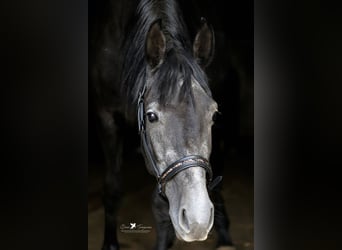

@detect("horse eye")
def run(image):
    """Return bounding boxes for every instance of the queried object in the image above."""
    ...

[212,111,220,122]
[146,112,159,123]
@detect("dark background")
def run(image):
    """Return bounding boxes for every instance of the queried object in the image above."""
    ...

[1,0,342,250]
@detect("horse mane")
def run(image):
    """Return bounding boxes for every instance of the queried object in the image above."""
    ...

[121,0,212,110]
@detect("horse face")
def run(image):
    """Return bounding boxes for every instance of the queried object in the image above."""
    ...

[143,19,216,242]
[144,80,217,241]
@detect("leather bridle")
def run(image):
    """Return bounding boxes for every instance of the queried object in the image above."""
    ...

[137,84,222,197]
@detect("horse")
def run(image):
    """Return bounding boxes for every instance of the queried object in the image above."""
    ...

[89,0,235,249]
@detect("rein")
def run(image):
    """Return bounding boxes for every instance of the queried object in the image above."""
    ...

[137,84,222,196]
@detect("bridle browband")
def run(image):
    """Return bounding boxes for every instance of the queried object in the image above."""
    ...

[137,84,222,197]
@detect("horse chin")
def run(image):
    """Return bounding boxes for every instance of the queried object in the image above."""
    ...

[174,227,209,242]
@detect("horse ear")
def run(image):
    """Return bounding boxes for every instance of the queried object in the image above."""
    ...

[193,18,215,68]
[146,20,166,68]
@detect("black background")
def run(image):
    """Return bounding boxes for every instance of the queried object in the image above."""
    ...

[1,0,342,250]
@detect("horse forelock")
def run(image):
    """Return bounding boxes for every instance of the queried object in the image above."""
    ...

[121,0,211,111]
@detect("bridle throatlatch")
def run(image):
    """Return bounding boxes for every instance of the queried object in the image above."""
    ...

[137,84,222,197]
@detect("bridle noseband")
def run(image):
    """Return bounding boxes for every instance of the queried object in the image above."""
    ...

[137,85,222,197]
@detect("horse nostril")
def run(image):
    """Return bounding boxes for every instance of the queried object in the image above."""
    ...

[180,208,190,233]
